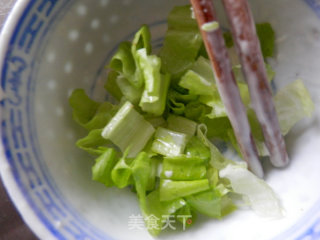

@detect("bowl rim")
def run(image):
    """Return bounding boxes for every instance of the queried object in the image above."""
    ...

[0,0,55,239]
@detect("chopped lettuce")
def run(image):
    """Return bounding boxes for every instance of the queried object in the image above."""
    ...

[144,190,186,236]
[76,129,110,155]
[69,6,315,237]
[160,179,210,201]
[186,189,236,218]
[161,156,207,180]
[111,152,134,188]
[167,115,197,136]
[274,79,314,135]
[256,22,275,58]
[102,101,155,157]
[151,127,188,157]
[132,152,152,210]
[160,5,203,78]
[138,48,171,115]
[92,148,118,187]
[69,89,101,128]
[184,136,211,161]
[220,164,283,218]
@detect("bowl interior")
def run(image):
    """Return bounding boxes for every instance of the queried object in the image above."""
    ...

[2,0,320,239]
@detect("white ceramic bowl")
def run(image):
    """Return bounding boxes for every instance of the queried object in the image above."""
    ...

[1,0,320,239]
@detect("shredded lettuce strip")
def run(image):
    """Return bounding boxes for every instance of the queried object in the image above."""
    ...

[69,5,315,237]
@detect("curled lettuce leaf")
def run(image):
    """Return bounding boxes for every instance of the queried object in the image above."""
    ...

[92,148,118,187]
[274,79,314,135]
[104,70,123,101]
[184,136,211,161]
[132,152,152,210]
[111,152,134,189]
[220,164,283,218]
[76,129,110,155]
[69,89,100,128]
[109,42,138,87]
[137,48,171,116]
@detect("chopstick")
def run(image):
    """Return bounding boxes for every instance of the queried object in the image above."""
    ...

[190,0,264,178]
[222,0,289,167]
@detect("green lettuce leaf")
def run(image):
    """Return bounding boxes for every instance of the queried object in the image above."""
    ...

[102,101,155,157]
[186,190,224,218]
[137,48,171,116]
[76,129,110,155]
[256,22,275,58]
[132,152,152,210]
[151,127,188,157]
[184,136,211,161]
[167,115,197,136]
[160,5,203,78]
[104,70,123,101]
[144,190,186,236]
[92,148,119,187]
[196,124,234,170]
[111,152,134,189]
[220,164,283,218]
[116,75,143,105]
[160,179,210,201]
[69,89,100,128]
[132,24,151,56]
[161,156,207,181]
[274,79,314,135]
[109,42,138,87]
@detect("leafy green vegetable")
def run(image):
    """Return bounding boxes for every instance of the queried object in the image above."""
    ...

[69,6,315,236]
[167,115,197,136]
[76,129,110,155]
[111,151,134,189]
[92,148,118,187]
[138,48,171,115]
[104,70,123,101]
[132,152,152,210]
[160,5,203,78]
[69,89,100,128]
[223,32,234,48]
[144,190,186,236]
[116,75,142,105]
[184,136,211,161]
[151,127,188,157]
[220,164,283,218]
[274,79,314,135]
[131,24,151,56]
[160,179,210,201]
[186,190,224,218]
[109,42,138,87]
[161,156,207,180]
[102,101,155,157]
[256,22,275,58]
